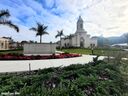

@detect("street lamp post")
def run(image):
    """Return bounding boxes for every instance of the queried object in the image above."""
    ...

[91,44,94,55]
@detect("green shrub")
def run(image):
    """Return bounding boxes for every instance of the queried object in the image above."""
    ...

[0,60,126,96]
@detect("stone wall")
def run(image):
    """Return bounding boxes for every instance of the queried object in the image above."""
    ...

[23,43,56,54]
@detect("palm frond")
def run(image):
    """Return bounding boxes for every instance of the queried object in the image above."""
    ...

[57,30,60,33]
[42,31,49,35]
[36,32,39,36]
[30,22,49,43]
[0,10,10,18]
[55,29,64,38]
[60,30,64,36]
[37,22,41,27]
[43,26,48,30]
[55,34,59,38]
[29,27,37,31]
[0,20,19,32]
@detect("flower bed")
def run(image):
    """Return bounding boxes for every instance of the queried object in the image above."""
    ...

[0,53,82,60]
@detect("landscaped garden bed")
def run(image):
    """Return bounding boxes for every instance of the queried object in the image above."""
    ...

[0,60,127,96]
[0,53,81,60]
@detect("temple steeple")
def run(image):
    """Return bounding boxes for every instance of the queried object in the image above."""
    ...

[76,16,84,32]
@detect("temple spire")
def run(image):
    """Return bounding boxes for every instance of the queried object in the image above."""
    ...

[77,16,84,31]
[78,16,83,22]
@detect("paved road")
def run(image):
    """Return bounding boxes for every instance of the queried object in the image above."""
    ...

[0,55,104,73]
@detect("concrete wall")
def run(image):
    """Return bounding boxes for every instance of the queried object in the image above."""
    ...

[23,43,56,54]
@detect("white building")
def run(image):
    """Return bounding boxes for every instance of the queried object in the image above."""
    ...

[0,37,10,50]
[60,16,98,48]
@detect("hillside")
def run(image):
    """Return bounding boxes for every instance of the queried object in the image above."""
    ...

[98,33,128,46]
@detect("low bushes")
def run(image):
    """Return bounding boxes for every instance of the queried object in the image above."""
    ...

[0,60,127,96]
[0,53,81,60]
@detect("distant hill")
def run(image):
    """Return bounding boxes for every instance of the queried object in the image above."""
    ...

[107,35,126,45]
[98,34,127,46]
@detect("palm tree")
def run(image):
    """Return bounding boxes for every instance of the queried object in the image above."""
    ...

[55,30,64,49]
[30,23,48,43]
[0,9,19,32]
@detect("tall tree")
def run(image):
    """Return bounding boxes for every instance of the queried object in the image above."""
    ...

[0,9,19,32]
[30,23,48,43]
[55,30,64,49]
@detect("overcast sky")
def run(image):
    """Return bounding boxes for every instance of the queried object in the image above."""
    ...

[0,0,128,42]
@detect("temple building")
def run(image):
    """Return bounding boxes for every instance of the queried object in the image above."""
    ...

[60,16,98,48]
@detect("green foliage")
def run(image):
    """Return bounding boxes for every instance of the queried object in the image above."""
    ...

[30,22,48,43]
[0,49,23,54]
[0,9,19,32]
[0,60,127,95]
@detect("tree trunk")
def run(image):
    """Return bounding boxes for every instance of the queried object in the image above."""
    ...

[40,35,42,43]
[60,36,61,50]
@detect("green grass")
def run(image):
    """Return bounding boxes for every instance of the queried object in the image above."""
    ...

[0,49,23,54]
[0,48,121,56]
[61,48,92,54]
[59,48,122,55]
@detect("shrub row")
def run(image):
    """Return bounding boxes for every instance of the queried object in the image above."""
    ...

[0,53,81,60]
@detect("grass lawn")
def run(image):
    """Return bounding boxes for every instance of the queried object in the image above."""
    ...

[0,49,23,54]
[59,48,122,55]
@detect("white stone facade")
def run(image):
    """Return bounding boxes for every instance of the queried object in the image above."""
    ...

[0,37,10,50]
[60,16,97,48]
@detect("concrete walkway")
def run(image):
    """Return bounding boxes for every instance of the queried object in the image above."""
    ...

[0,55,104,73]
